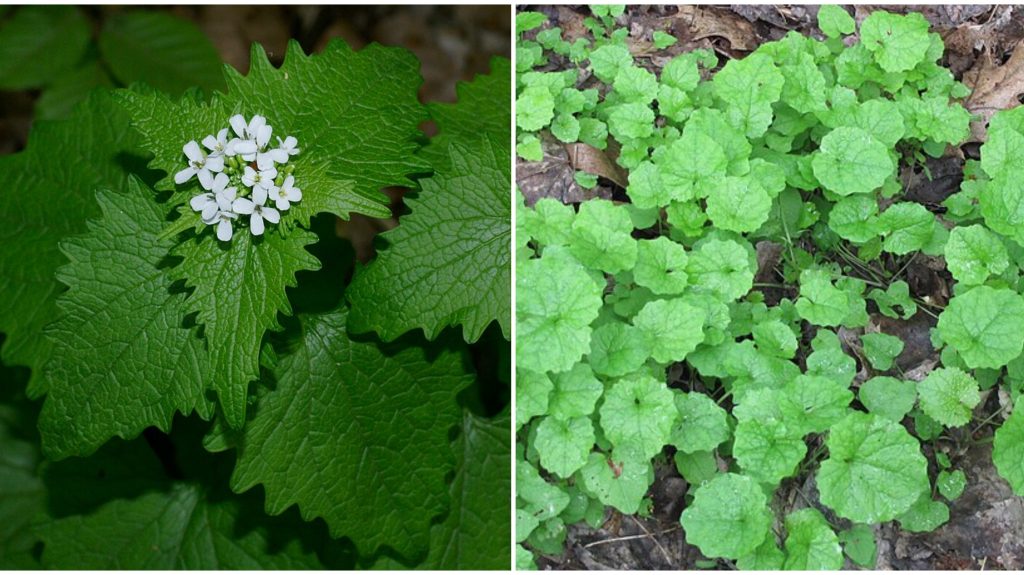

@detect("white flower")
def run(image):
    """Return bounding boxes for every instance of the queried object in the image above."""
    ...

[229,114,271,161]
[174,140,224,190]
[232,187,280,236]
[191,173,238,226]
[272,175,302,211]
[213,210,238,242]
[262,135,299,167]
[189,191,218,222]
[202,128,230,157]
[242,165,277,191]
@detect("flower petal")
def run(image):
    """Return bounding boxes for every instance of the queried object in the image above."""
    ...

[217,218,233,241]
[205,155,225,172]
[252,186,268,205]
[190,193,211,211]
[249,115,266,135]
[232,197,255,214]
[275,197,290,211]
[229,114,248,138]
[197,169,215,191]
[250,213,265,236]
[183,140,203,162]
[202,134,219,152]
[202,202,219,222]
[261,206,281,224]
[288,187,302,202]
[233,140,257,155]
[256,152,275,171]
[269,148,289,164]
[211,172,229,193]
[256,124,272,148]
[175,167,196,184]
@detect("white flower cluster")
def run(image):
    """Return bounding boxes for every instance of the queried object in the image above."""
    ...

[176,114,302,241]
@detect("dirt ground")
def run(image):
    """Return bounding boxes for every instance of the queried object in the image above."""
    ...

[519,4,1024,571]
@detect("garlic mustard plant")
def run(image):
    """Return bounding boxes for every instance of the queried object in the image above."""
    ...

[182,113,301,240]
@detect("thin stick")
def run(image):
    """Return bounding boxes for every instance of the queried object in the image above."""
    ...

[630,516,673,566]
[582,525,681,549]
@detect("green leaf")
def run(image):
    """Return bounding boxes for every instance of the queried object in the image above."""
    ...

[0,412,46,568]
[858,376,917,422]
[879,202,935,255]
[796,269,849,327]
[578,450,653,514]
[712,53,784,137]
[861,332,904,371]
[99,11,226,97]
[669,392,731,454]
[516,370,552,429]
[38,181,210,459]
[937,469,967,501]
[782,508,844,570]
[0,90,141,396]
[686,238,755,301]
[633,237,689,295]
[896,495,949,532]
[569,199,638,273]
[673,450,719,486]
[818,411,929,524]
[424,411,511,569]
[347,137,510,343]
[36,58,113,121]
[588,44,633,83]
[547,364,603,420]
[0,6,91,89]
[818,5,855,38]
[944,224,1009,286]
[535,416,595,478]
[680,473,772,560]
[522,197,574,247]
[937,286,1024,369]
[838,524,877,568]
[216,309,469,558]
[36,440,325,569]
[516,86,555,131]
[706,176,772,233]
[589,321,651,377]
[551,113,581,142]
[752,320,798,359]
[732,416,806,485]
[654,129,729,201]
[607,101,655,141]
[860,11,932,73]
[917,368,979,427]
[517,459,570,522]
[737,538,785,570]
[599,375,677,458]
[653,31,678,50]
[516,11,548,36]
[812,127,894,196]
[633,298,706,363]
[993,407,1024,496]
[613,65,658,104]
[516,251,603,374]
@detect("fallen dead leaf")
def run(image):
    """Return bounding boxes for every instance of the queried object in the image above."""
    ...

[567,143,628,188]
[965,41,1024,142]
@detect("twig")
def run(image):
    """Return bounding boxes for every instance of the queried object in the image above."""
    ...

[629,516,673,566]
[582,525,681,549]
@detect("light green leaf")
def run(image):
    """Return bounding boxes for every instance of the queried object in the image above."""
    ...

[633,237,689,295]
[607,101,655,141]
[578,450,653,514]
[861,332,904,371]
[937,285,1024,369]
[783,508,844,570]
[216,309,469,558]
[896,495,949,532]
[937,469,967,501]
[516,370,552,429]
[535,416,595,478]
[633,298,706,363]
[944,224,1009,285]
[752,320,798,359]
[654,129,728,201]
[680,473,772,560]
[669,392,730,454]
[706,176,772,233]
[733,417,806,485]
[38,181,210,459]
[918,368,979,427]
[713,53,784,137]
[879,202,935,255]
[818,5,855,38]
[858,376,917,422]
[993,407,1024,495]
[796,269,849,327]
[516,251,603,374]
[838,525,877,568]
[589,321,651,377]
[817,411,929,524]
[547,364,603,420]
[588,44,633,83]
[569,198,638,273]
[516,86,555,131]
[829,195,880,243]
[522,197,574,247]
[599,376,677,458]
[686,238,755,301]
[812,127,894,196]
[860,11,932,73]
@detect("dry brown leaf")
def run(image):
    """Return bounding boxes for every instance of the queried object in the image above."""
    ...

[567,143,628,188]
[673,6,759,53]
[964,41,1024,141]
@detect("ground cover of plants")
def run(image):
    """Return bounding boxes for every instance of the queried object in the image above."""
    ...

[0,5,511,569]
[516,4,1024,570]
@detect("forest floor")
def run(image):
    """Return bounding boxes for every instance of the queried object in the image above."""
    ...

[518,4,1024,571]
